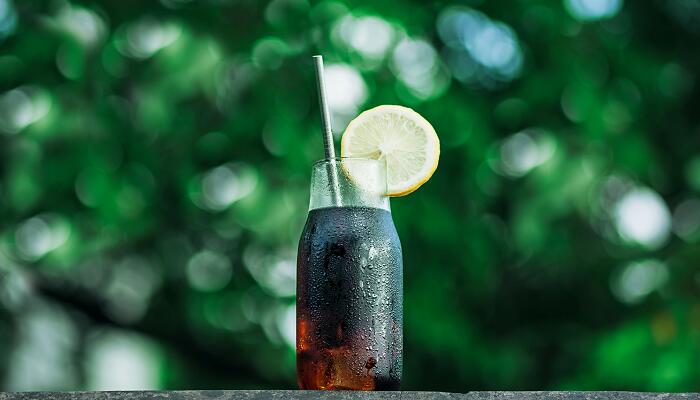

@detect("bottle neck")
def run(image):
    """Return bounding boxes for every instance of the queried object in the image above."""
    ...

[308,159,390,211]
[309,189,390,211]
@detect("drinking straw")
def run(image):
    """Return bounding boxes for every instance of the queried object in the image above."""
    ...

[313,55,342,206]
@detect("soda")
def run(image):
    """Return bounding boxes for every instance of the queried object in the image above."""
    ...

[296,206,403,390]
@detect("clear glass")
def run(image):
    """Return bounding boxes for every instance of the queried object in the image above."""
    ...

[308,158,390,211]
[296,158,403,390]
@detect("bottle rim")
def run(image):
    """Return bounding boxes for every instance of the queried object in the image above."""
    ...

[312,157,382,167]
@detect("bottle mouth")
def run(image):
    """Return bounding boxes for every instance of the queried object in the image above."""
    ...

[309,157,390,212]
[312,157,381,166]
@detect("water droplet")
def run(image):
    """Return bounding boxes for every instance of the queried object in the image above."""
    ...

[365,356,377,370]
[368,245,378,260]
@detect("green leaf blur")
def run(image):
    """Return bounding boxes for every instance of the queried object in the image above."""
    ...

[1,0,699,392]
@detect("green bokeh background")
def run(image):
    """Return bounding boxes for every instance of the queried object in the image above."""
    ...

[1,0,700,392]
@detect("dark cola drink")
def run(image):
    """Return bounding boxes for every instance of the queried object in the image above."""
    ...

[297,205,403,390]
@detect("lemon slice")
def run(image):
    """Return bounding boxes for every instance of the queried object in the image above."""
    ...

[341,105,440,196]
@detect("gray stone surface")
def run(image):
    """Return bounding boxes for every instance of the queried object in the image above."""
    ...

[469,392,700,400]
[0,392,697,400]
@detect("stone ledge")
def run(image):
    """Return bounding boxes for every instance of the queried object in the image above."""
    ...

[469,392,699,400]
[0,391,697,400]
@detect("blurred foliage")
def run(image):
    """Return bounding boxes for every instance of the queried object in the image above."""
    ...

[1,0,700,392]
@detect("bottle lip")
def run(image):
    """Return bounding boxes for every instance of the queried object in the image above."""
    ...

[312,157,381,167]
